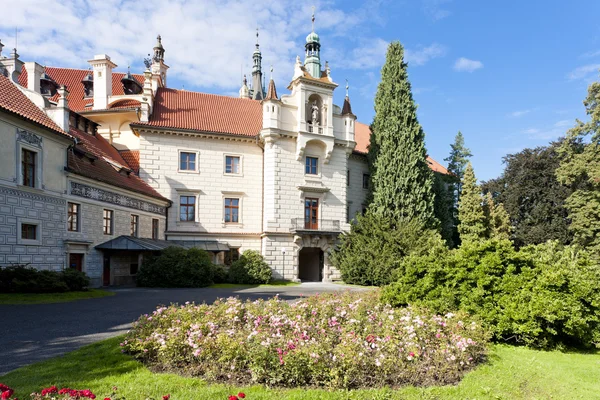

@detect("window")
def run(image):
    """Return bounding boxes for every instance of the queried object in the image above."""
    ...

[179,151,197,171]
[347,169,350,186]
[21,223,37,240]
[225,155,240,174]
[152,219,159,239]
[224,198,239,223]
[180,196,196,221]
[67,203,80,232]
[22,149,36,187]
[103,210,113,235]
[130,215,139,237]
[224,248,240,266]
[363,173,370,189]
[305,156,318,175]
[130,263,139,275]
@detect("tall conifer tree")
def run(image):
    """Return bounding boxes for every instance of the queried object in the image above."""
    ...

[458,163,487,243]
[367,41,435,227]
[445,131,472,199]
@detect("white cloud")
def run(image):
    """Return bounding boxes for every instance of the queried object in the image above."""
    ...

[405,43,447,66]
[0,0,368,91]
[567,64,600,81]
[508,109,534,118]
[580,49,600,59]
[554,119,572,127]
[522,128,539,135]
[422,0,452,21]
[453,57,483,72]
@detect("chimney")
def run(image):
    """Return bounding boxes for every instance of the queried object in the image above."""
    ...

[0,47,24,84]
[24,62,44,93]
[88,54,116,110]
[45,85,70,132]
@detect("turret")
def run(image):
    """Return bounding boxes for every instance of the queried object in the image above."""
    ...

[239,75,251,99]
[251,29,264,100]
[304,11,321,78]
[263,67,280,130]
[150,35,169,92]
[341,80,356,142]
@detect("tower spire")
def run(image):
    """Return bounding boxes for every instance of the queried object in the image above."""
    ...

[304,8,321,78]
[251,27,264,100]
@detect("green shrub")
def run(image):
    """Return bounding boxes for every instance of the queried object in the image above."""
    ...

[60,268,90,291]
[123,291,488,389]
[331,214,446,286]
[0,265,90,293]
[136,247,214,288]
[228,250,271,284]
[211,264,228,284]
[381,239,600,349]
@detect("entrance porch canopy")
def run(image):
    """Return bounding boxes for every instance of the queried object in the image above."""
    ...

[95,235,230,253]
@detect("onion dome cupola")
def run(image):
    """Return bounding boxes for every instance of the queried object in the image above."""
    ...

[251,28,264,100]
[121,66,142,95]
[304,9,321,78]
[153,35,165,62]
[81,70,94,97]
[40,70,59,97]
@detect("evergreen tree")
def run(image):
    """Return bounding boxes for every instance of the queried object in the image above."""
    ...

[367,41,436,227]
[557,79,600,255]
[458,163,487,244]
[444,131,472,246]
[433,172,454,246]
[483,192,511,240]
[444,131,473,199]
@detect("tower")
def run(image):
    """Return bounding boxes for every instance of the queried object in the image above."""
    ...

[151,35,169,91]
[304,10,321,78]
[252,29,264,100]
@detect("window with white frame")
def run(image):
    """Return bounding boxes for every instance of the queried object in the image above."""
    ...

[130,214,139,237]
[67,202,80,232]
[224,155,241,174]
[17,218,41,245]
[103,209,113,235]
[305,156,318,175]
[224,198,240,223]
[180,195,196,221]
[179,151,197,172]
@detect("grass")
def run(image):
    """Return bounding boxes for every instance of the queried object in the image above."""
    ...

[209,280,300,289]
[0,289,114,305]
[2,336,599,399]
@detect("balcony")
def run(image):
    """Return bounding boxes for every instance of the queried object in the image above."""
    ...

[307,123,323,134]
[290,218,341,234]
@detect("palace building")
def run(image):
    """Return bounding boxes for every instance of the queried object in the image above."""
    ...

[0,22,446,285]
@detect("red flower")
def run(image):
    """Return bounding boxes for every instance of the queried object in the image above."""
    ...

[1,390,13,400]
[163,395,170,400]
[237,393,246,398]
[104,398,111,400]
[228,396,238,400]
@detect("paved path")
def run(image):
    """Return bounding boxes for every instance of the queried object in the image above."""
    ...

[0,283,366,376]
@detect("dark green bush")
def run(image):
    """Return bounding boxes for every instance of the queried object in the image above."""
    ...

[212,264,228,284]
[228,250,271,284]
[61,268,90,291]
[136,247,214,288]
[0,265,90,293]
[331,213,446,286]
[381,239,600,349]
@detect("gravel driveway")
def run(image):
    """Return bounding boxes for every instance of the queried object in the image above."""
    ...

[0,283,366,376]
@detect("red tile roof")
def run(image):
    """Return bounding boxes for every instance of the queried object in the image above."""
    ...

[109,99,141,109]
[354,121,448,174]
[118,149,140,175]
[134,88,263,136]
[18,67,144,112]
[67,128,167,201]
[0,74,71,138]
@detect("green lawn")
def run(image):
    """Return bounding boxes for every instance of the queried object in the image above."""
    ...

[0,289,114,305]
[209,281,300,289]
[2,336,599,399]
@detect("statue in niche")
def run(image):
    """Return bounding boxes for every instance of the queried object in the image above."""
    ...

[311,101,320,126]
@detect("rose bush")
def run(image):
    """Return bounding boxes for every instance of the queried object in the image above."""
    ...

[122,291,488,389]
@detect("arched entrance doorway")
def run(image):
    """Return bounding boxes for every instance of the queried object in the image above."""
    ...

[298,247,323,282]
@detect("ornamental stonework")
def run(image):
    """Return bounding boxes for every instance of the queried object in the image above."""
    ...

[0,186,65,205]
[17,129,43,147]
[70,182,166,215]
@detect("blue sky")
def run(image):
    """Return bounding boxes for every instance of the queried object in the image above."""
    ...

[2,0,599,181]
